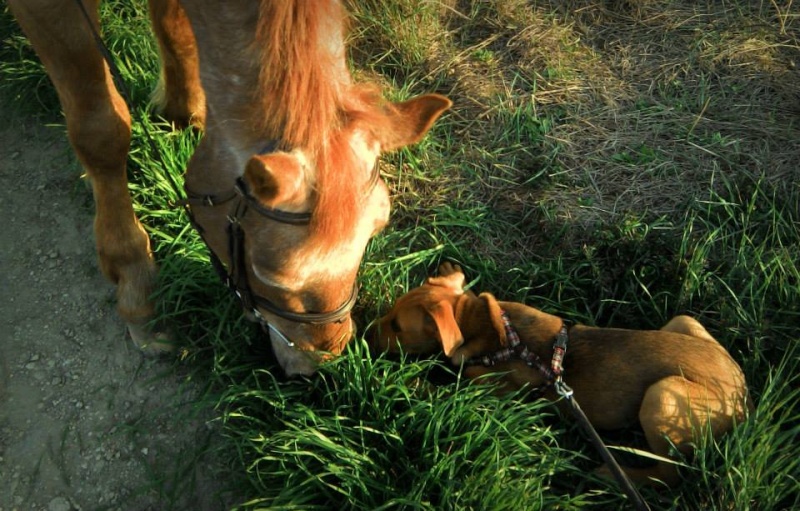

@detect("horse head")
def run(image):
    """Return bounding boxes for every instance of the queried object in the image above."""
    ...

[189,94,449,375]
[180,1,450,375]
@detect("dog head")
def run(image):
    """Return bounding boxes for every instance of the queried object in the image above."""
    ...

[369,267,515,365]
[369,271,469,356]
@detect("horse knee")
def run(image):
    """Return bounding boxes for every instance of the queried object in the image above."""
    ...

[67,94,132,176]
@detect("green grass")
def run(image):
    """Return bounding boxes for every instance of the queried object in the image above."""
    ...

[220,344,586,510]
[2,0,800,509]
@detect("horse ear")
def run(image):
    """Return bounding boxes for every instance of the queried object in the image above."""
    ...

[243,153,307,207]
[379,94,452,151]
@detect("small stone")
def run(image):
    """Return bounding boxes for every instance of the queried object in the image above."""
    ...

[48,497,72,511]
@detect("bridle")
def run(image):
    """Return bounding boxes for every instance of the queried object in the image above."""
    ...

[180,147,381,348]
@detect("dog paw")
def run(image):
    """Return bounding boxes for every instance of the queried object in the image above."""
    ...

[438,261,463,277]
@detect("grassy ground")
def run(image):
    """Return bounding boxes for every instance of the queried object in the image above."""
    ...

[2,1,799,509]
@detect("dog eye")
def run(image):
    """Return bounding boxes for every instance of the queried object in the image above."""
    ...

[390,317,401,332]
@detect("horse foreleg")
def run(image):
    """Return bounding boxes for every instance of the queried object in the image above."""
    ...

[9,0,171,353]
[148,0,205,129]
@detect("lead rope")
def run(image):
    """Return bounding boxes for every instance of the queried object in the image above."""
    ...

[551,335,651,511]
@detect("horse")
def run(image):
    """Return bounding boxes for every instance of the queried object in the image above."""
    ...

[8,0,451,376]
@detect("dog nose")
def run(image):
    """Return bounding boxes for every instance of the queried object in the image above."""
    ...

[365,323,377,344]
[364,321,383,351]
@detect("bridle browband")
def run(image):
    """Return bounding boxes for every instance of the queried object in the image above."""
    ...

[180,148,381,345]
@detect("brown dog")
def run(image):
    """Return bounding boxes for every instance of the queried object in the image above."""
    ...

[370,262,753,487]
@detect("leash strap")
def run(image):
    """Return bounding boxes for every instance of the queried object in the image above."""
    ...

[467,309,651,510]
[555,382,651,511]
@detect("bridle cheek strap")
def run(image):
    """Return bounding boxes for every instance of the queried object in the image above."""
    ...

[181,160,380,345]
[182,180,358,347]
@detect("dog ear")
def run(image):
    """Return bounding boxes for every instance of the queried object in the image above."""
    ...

[478,293,508,347]
[424,301,464,357]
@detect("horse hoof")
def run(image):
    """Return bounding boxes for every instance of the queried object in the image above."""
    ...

[127,320,176,355]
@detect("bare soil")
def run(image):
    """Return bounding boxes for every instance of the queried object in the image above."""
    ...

[0,110,229,511]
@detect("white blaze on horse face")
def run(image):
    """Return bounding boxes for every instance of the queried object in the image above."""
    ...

[348,130,390,235]
[247,128,389,373]
[349,130,380,170]
[250,129,387,291]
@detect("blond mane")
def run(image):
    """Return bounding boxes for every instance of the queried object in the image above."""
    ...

[255,1,383,245]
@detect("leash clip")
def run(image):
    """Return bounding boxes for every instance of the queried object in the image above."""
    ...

[555,379,573,399]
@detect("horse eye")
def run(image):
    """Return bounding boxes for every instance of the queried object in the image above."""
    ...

[390,317,401,332]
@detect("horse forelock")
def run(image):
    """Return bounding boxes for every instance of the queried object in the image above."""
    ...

[255,1,387,250]
[254,0,349,153]
[311,87,399,248]
[306,136,358,249]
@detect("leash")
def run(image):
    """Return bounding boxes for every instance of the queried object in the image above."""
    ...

[554,380,651,511]
[470,312,651,511]
[548,327,650,510]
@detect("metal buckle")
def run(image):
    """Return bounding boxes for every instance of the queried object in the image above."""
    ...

[554,379,573,399]
[266,322,295,348]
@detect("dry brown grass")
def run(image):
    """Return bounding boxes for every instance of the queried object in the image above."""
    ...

[352,1,799,221]
[346,0,800,287]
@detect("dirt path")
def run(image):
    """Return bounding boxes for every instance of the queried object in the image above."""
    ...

[0,110,229,511]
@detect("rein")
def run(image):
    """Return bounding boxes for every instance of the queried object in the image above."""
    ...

[466,311,651,511]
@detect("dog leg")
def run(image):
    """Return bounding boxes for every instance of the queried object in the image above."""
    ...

[437,262,478,299]
[659,316,753,414]
[437,261,462,277]
[660,315,715,342]
[611,375,732,487]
